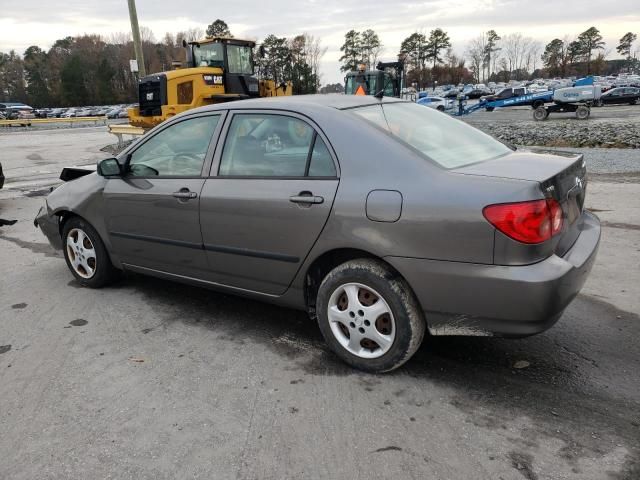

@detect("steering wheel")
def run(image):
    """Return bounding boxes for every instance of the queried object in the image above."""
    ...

[168,152,202,175]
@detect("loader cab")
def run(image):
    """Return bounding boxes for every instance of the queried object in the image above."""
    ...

[345,71,395,97]
[186,38,260,98]
[131,37,262,126]
[344,62,404,98]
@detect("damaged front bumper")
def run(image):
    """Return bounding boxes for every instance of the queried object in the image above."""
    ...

[34,204,63,250]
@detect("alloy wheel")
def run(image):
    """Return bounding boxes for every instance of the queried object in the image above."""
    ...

[66,228,97,279]
[327,283,395,359]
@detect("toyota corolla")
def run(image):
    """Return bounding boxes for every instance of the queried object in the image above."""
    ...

[35,95,600,372]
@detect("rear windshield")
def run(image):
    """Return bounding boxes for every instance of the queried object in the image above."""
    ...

[350,102,512,168]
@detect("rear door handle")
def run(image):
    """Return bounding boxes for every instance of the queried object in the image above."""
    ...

[289,193,324,205]
[172,189,197,199]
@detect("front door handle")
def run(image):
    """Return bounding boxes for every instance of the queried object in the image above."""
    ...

[172,189,197,200]
[290,192,324,205]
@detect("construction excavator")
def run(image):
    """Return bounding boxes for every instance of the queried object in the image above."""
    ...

[111,37,292,141]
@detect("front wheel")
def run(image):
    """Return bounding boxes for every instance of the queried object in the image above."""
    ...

[62,216,119,288]
[316,259,426,373]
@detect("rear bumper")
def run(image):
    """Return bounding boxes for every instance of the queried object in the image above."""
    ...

[386,211,601,337]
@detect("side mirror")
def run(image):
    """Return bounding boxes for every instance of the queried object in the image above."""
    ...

[97,158,122,177]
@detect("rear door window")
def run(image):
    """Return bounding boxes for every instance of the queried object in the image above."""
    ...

[218,113,336,177]
[308,136,336,177]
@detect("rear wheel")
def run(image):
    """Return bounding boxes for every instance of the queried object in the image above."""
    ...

[316,259,426,373]
[533,106,548,121]
[485,107,495,112]
[576,105,590,120]
[436,105,445,112]
[62,216,118,288]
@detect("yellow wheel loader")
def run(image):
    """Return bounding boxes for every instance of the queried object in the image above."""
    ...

[125,37,292,130]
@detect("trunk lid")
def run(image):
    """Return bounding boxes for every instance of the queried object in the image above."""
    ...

[454,149,587,257]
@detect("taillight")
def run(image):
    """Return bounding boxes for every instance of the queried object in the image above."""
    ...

[483,198,563,244]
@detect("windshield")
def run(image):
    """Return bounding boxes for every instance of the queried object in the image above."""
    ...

[351,102,512,169]
[227,44,253,74]
[193,43,224,68]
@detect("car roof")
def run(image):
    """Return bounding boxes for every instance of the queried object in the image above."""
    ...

[193,94,407,114]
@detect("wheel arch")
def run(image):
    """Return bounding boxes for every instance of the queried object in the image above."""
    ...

[54,210,122,269]
[303,248,404,319]
[55,209,79,236]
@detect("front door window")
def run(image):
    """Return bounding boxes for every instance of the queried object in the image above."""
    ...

[128,115,220,177]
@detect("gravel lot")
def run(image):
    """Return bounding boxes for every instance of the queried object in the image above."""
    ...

[463,104,640,148]
[1,125,639,479]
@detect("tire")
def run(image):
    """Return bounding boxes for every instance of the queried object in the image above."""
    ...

[316,259,426,373]
[533,106,548,121]
[437,105,445,112]
[62,216,119,288]
[576,105,590,120]
[485,107,495,112]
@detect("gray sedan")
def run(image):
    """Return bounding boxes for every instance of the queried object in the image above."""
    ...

[35,95,600,372]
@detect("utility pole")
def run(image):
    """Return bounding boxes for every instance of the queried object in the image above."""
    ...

[127,0,146,78]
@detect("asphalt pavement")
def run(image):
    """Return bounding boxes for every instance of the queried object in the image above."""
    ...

[0,126,639,479]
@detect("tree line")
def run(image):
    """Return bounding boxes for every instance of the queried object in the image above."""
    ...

[2,20,637,106]
[0,19,326,107]
[340,26,638,89]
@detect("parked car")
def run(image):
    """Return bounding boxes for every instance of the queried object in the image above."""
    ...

[17,110,36,119]
[416,95,450,111]
[117,109,129,118]
[106,109,121,119]
[466,88,492,99]
[35,95,600,373]
[597,87,640,106]
[481,86,527,103]
[62,110,77,118]
[47,108,65,118]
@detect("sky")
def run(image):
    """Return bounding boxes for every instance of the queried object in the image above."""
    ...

[1,0,639,83]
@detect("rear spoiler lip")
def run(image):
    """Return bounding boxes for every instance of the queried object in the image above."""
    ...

[59,165,96,182]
